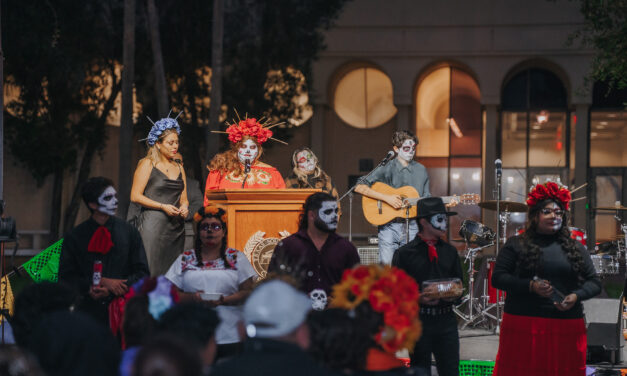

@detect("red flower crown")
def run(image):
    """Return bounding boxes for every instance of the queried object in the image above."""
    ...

[330,265,422,354]
[526,181,571,210]
[226,117,273,144]
[211,111,287,146]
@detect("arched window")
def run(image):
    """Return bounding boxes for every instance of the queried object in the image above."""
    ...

[333,66,397,129]
[589,82,627,243]
[415,66,482,238]
[500,67,569,236]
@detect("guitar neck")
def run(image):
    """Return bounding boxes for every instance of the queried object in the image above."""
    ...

[405,195,461,206]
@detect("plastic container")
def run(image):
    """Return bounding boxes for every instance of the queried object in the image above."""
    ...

[422,278,463,299]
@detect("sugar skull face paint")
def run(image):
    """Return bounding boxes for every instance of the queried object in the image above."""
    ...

[314,201,339,232]
[296,151,315,173]
[429,213,448,232]
[238,139,259,164]
[536,201,563,234]
[97,186,118,216]
[397,140,416,162]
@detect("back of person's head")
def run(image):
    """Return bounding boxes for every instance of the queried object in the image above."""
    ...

[0,345,45,376]
[299,192,336,230]
[123,295,156,347]
[243,280,311,342]
[27,310,120,376]
[132,334,202,376]
[81,176,114,209]
[308,308,371,371]
[10,281,78,347]
[157,302,219,352]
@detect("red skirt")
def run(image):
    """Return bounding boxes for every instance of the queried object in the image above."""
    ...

[493,313,587,376]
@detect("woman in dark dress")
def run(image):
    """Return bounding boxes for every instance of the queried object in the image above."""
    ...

[491,182,601,376]
[130,116,189,276]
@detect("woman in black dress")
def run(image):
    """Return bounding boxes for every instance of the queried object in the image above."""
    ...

[491,182,601,376]
[130,116,188,276]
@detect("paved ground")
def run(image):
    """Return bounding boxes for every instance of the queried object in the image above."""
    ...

[456,327,627,375]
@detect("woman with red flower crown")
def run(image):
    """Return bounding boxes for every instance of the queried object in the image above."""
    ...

[204,116,285,205]
[492,181,601,376]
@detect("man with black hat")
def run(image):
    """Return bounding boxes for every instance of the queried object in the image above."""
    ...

[392,196,462,376]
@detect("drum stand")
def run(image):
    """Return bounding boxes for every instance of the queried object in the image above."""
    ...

[453,242,494,329]
[491,210,511,332]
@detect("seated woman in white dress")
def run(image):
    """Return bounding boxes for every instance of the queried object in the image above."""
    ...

[165,205,257,360]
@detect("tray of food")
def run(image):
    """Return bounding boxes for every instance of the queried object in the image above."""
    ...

[422,278,463,299]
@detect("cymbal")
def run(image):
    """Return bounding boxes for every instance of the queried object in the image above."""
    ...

[594,205,627,211]
[478,200,528,213]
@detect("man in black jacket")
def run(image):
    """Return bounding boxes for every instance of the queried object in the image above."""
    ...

[392,197,462,376]
[59,177,150,326]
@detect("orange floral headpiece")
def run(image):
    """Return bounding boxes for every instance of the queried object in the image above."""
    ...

[193,204,227,224]
[211,110,287,146]
[527,181,571,210]
[330,265,422,354]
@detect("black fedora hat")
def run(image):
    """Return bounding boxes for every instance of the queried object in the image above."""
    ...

[416,197,457,218]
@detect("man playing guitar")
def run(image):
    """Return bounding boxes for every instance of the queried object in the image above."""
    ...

[355,130,430,264]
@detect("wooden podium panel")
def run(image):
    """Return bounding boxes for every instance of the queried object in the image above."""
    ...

[205,189,320,255]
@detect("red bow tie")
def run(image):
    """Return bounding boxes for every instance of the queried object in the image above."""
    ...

[420,235,438,262]
[88,226,114,255]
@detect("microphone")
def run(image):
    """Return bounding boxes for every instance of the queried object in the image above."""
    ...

[244,159,251,174]
[495,159,502,177]
[380,151,396,166]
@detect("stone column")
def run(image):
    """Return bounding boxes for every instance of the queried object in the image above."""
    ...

[572,103,589,230]
[483,104,499,243]
[310,104,325,164]
[395,104,411,131]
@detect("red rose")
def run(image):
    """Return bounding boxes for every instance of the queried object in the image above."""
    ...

[352,266,371,280]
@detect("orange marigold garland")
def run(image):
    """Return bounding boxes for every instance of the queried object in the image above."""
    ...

[193,204,227,223]
[330,265,422,354]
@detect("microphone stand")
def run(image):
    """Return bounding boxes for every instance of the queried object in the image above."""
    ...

[494,166,502,333]
[241,160,250,189]
[339,155,393,242]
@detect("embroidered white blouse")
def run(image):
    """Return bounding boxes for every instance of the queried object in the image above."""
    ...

[165,248,257,344]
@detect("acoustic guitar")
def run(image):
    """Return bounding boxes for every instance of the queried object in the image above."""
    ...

[362,182,480,226]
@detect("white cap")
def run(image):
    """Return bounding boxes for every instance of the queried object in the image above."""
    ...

[243,280,312,338]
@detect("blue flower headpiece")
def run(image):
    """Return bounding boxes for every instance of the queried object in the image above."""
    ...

[140,110,182,146]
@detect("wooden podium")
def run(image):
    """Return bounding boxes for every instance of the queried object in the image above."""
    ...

[205,189,320,277]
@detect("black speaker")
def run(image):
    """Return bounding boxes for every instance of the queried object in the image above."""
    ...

[584,297,624,364]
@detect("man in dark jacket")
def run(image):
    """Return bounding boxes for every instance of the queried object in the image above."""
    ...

[59,177,150,326]
[392,197,463,376]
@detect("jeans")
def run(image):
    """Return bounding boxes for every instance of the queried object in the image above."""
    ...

[410,312,460,376]
[378,220,418,264]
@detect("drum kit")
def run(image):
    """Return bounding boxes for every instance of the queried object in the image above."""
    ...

[453,199,528,329]
[453,199,627,330]
[591,206,627,278]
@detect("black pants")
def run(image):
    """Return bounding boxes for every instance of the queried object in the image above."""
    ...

[410,312,459,376]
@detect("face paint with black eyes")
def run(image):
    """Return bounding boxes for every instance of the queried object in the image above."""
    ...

[429,213,448,232]
[97,186,118,216]
[314,201,339,232]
